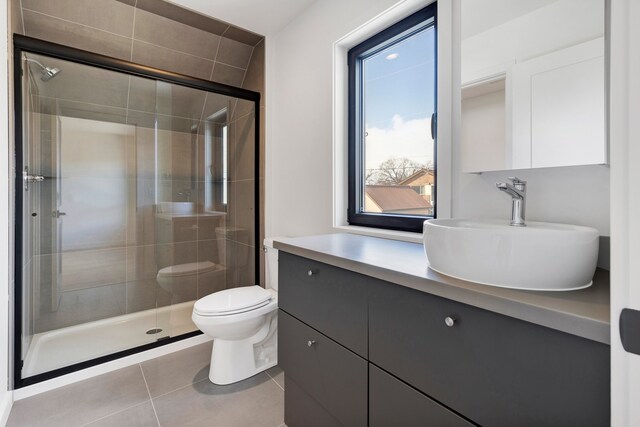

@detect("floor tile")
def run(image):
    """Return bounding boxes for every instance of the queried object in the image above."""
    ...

[153,372,284,427]
[7,365,149,427]
[266,365,284,390]
[82,401,158,427]
[141,342,212,397]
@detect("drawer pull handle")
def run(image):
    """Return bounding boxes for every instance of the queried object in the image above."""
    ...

[307,270,314,276]
[307,340,316,347]
[444,316,456,327]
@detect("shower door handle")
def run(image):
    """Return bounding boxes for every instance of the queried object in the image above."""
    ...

[23,166,48,190]
[24,174,45,182]
[52,210,66,218]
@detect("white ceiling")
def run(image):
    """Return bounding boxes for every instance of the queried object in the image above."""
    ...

[166,0,318,37]
[168,1,564,44]
[462,0,559,39]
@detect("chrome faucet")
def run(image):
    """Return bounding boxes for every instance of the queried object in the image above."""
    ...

[496,177,526,227]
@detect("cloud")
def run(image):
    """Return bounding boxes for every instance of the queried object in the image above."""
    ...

[365,114,434,169]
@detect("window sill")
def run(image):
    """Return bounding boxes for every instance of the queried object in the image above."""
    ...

[333,225,424,244]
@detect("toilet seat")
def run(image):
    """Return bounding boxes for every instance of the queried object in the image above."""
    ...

[194,285,272,317]
[157,261,219,278]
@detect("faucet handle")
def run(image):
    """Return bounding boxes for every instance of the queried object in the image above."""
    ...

[508,177,526,186]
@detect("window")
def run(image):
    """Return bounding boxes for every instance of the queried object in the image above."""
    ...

[348,3,437,232]
[204,109,229,213]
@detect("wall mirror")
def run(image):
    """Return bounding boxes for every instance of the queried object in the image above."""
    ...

[460,0,606,173]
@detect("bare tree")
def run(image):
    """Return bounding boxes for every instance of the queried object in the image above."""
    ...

[367,157,425,185]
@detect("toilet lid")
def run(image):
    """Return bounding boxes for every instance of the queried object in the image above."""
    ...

[157,261,218,278]
[194,286,272,316]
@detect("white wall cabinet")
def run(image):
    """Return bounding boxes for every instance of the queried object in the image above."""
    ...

[512,38,606,169]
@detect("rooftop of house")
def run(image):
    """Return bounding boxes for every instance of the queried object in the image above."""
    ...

[399,168,435,186]
[365,184,431,212]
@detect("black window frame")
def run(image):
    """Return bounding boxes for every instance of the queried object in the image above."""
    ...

[347,3,437,233]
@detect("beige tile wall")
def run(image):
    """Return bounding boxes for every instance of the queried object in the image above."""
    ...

[242,40,265,285]
[15,0,261,88]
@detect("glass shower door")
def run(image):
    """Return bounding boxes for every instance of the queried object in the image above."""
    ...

[15,41,258,385]
[19,52,160,378]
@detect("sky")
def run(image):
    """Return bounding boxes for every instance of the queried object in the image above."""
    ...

[363,26,436,172]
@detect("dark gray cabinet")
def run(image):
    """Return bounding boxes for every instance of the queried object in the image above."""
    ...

[285,378,345,427]
[279,252,368,357]
[368,280,610,427]
[278,252,610,427]
[369,364,474,427]
[279,310,367,427]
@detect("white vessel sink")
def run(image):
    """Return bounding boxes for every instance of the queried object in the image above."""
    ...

[423,219,599,291]
[157,202,196,215]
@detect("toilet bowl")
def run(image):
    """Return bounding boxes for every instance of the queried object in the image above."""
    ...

[191,238,281,385]
[192,286,278,385]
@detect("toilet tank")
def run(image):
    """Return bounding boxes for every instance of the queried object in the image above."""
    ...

[263,238,280,291]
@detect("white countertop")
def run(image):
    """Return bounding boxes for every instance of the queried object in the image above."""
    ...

[273,233,610,344]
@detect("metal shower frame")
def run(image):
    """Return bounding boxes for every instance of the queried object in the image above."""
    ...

[12,34,261,388]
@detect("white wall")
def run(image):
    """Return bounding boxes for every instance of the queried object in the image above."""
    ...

[452,166,610,234]
[267,0,439,239]
[1,0,14,423]
[267,0,610,239]
[59,118,134,251]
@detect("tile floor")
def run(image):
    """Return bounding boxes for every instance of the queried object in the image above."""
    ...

[8,342,285,427]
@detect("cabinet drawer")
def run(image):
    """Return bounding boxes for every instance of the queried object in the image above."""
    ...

[369,281,610,427]
[278,252,367,357]
[278,310,367,427]
[370,364,475,427]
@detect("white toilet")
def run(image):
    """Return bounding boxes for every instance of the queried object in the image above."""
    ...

[191,238,279,385]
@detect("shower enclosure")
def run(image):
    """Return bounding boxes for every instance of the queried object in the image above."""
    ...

[13,35,260,387]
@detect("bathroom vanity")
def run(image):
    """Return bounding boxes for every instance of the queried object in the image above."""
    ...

[276,234,610,427]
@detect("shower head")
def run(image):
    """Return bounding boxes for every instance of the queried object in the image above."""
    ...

[25,58,62,82]
[40,67,61,82]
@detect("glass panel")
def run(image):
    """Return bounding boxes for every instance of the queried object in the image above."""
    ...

[361,25,436,216]
[19,51,256,379]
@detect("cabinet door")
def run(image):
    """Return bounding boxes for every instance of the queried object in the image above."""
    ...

[278,252,368,357]
[370,364,475,427]
[279,310,367,427]
[369,281,610,427]
[285,378,344,427]
[512,37,606,169]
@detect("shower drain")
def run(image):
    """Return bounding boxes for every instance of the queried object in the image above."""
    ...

[145,328,163,335]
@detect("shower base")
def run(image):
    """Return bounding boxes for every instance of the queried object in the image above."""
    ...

[23,301,198,378]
